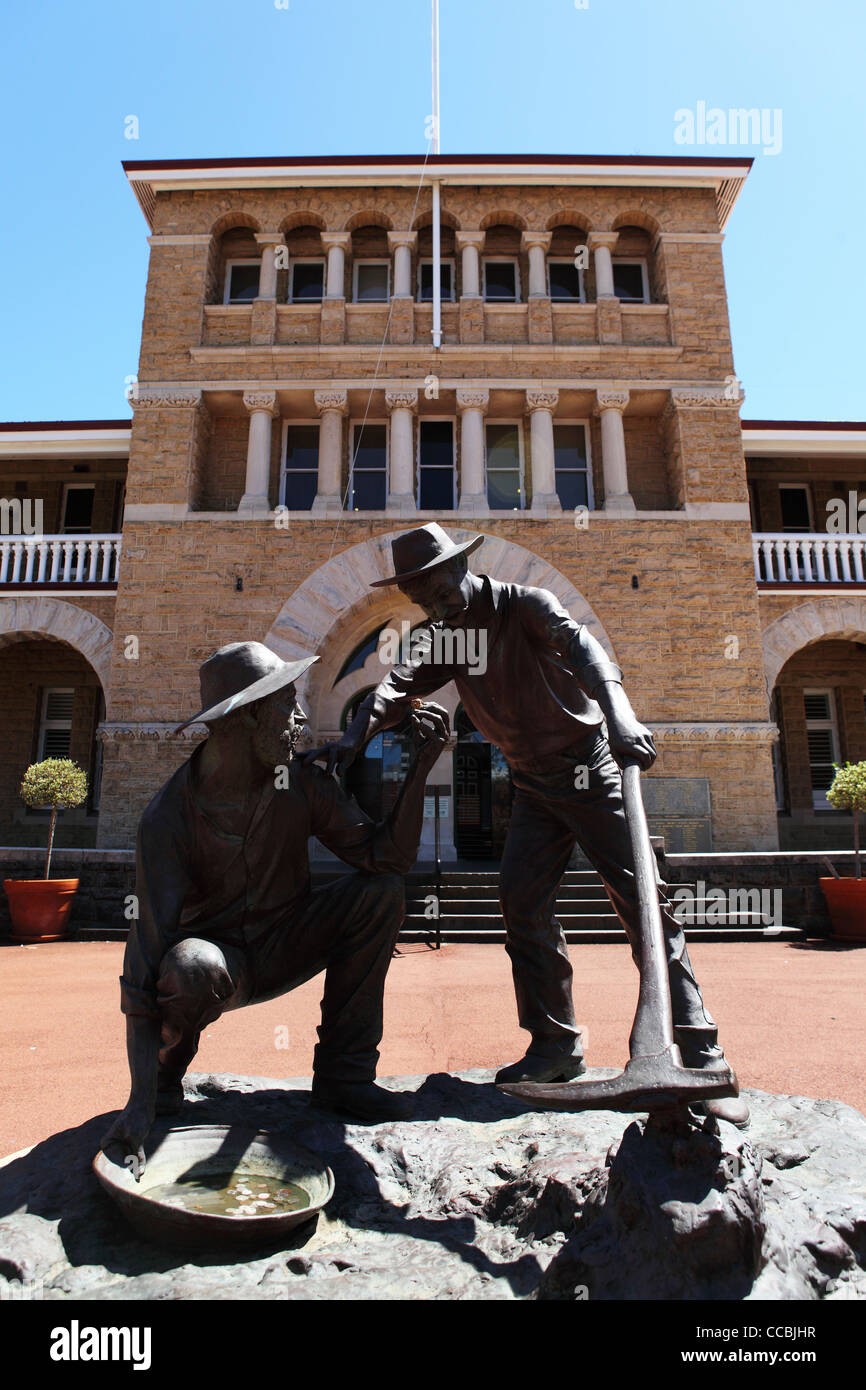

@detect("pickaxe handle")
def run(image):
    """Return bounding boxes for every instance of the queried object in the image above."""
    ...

[621,760,677,1062]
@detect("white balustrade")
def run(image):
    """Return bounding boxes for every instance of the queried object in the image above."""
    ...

[0,535,122,586]
[753,533,866,584]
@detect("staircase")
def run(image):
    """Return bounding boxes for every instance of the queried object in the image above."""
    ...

[400,867,804,944]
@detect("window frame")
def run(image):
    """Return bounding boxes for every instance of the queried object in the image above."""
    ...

[59,482,95,535]
[484,418,526,512]
[352,259,391,304]
[547,258,586,304]
[37,687,74,762]
[778,482,815,533]
[348,418,390,512]
[416,416,457,511]
[482,256,521,303]
[289,258,326,304]
[804,687,840,811]
[552,418,595,512]
[611,257,650,304]
[223,259,261,305]
[417,258,456,303]
[279,418,321,511]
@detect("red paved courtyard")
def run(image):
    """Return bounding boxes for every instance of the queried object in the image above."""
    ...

[1,938,864,1156]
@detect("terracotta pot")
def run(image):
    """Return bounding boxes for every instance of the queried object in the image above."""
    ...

[819,878,866,942]
[4,879,79,943]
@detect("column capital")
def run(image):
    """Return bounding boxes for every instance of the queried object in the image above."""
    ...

[385,389,419,414]
[595,388,629,414]
[321,231,352,250]
[587,230,620,252]
[243,390,279,416]
[521,230,552,253]
[255,231,285,247]
[132,388,203,410]
[455,230,486,250]
[314,389,349,415]
[525,388,560,414]
[387,230,418,252]
[456,388,490,413]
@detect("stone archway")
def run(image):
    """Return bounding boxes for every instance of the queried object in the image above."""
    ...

[0,596,114,691]
[263,529,618,735]
[762,597,866,694]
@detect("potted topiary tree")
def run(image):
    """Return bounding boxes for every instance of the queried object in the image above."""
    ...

[820,760,866,941]
[4,758,88,943]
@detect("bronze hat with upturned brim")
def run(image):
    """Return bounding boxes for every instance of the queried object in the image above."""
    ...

[370,523,484,588]
[172,642,318,735]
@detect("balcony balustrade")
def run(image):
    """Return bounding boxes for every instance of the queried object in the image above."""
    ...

[753,532,866,584]
[0,534,122,588]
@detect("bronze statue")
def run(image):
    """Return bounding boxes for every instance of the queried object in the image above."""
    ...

[306,524,749,1128]
[103,640,448,1169]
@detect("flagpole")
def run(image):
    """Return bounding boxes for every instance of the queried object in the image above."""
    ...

[431,0,442,349]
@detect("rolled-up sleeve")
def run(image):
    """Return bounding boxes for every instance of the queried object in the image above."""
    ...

[362,626,458,729]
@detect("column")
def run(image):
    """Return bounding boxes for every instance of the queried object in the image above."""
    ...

[456,388,490,514]
[521,231,552,297]
[595,389,635,512]
[311,390,348,516]
[385,389,418,515]
[587,231,619,298]
[455,230,484,297]
[255,233,285,300]
[525,389,562,516]
[239,391,278,514]
[321,232,351,299]
[387,231,418,298]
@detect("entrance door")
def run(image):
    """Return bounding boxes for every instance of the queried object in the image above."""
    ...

[455,742,493,858]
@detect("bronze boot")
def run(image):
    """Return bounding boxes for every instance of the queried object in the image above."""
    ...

[674,1025,750,1129]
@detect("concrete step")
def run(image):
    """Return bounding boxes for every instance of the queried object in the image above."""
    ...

[401,927,805,944]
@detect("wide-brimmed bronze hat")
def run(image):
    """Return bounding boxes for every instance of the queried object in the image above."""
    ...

[370,523,484,588]
[172,642,318,735]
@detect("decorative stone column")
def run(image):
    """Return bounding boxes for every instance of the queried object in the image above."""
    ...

[456,230,485,344]
[252,233,284,345]
[312,389,348,516]
[321,232,350,344]
[385,390,418,514]
[588,230,622,344]
[239,391,279,514]
[387,231,417,344]
[521,230,553,344]
[456,389,490,514]
[525,389,562,516]
[595,389,635,512]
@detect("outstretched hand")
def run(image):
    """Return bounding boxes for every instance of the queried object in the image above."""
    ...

[606,712,657,771]
[409,700,451,763]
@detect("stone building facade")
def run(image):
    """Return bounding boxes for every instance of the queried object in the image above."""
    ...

[1,154,864,857]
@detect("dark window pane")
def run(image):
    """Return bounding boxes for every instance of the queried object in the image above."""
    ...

[283,472,318,510]
[487,470,521,510]
[549,261,582,300]
[352,424,387,468]
[612,262,646,302]
[553,425,588,470]
[419,262,453,301]
[780,488,812,532]
[484,261,517,301]
[555,471,589,511]
[228,265,260,302]
[352,470,387,510]
[63,488,94,533]
[419,421,454,469]
[291,263,324,301]
[419,468,454,510]
[356,264,389,301]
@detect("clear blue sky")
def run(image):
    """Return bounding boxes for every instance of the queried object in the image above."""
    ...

[1,0,863,422]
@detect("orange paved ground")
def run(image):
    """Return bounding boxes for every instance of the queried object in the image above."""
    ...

[1,938,864,1155]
